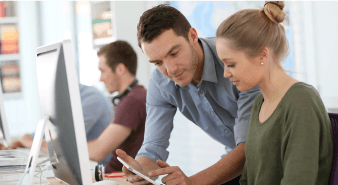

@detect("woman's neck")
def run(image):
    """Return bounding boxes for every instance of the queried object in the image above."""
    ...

[258,66,298,104]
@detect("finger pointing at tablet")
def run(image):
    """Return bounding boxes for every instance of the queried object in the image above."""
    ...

[149,160,192,185]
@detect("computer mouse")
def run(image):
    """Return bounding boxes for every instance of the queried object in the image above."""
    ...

[92,180,120,185]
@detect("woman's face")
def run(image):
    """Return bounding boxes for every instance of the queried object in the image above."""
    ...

[216,38,264,92]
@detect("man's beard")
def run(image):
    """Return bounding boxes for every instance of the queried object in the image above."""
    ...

[189,43,200,85]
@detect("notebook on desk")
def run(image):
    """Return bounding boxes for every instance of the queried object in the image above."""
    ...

[0,149,54,183]
[0,148,49,165]
[0,150,28,167]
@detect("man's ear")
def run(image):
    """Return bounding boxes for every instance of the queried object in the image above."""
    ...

[188,27,199,43]
[116,63,127,75]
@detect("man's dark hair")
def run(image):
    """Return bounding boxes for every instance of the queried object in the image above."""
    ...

[137,4,191,48]
[97,40,137,76]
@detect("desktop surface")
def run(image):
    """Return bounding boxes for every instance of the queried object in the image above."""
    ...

[0,148,108,184]
[48,171,132,185]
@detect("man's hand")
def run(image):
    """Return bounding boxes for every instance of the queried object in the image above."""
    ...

[11,134,33,149]
[149,160,192,185]
[116,149,155,184]
[10,140,25,149]
[0,143,8,150]
[9,134,48,153]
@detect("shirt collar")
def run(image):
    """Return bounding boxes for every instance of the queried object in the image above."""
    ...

[175,38,218,88]
[199,38,218,84]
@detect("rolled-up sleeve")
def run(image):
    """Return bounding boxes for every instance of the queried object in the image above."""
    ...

[234,85,261,145]
[136,77,177,162]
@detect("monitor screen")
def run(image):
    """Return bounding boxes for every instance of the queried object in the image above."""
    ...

[0,80,11,146]
[35,40,91,185]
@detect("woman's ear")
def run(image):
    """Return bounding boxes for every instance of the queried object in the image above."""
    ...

[260,47,269,60]
[257,47,270,66]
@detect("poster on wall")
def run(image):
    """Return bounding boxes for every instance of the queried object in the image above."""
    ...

[0,64,20,93]
[170,1,294,76]
[90,1,116,47]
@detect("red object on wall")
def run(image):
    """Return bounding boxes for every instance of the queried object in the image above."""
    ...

[0,2,7,17]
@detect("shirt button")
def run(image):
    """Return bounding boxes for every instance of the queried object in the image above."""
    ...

[224,129,229,133]
[210,111,214,115]
[199,92,203,97]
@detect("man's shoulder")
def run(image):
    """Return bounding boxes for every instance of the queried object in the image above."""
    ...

[199,37,216,51]
[80,85,102,97]
[199,37,224,68]
[149,69,175,88]
[199,37,216,45]
[122,85,146,101]
[117,86,147,114]
[147,69,180,104]
[79,84,111,105]
[130,85,147,98]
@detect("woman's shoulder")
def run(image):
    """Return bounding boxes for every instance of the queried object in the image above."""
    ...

[283,82,321,105]
[280,82,327,118]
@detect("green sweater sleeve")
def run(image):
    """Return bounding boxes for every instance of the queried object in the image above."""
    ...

[280,87,332,185]
[239,162,248,185]
[239,96,261,185]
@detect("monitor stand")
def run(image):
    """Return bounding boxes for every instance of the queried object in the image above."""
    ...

[23,115,50,185]
[0,127,8,148]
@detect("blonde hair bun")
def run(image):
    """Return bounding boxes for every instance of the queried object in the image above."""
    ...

[263,1,286,23]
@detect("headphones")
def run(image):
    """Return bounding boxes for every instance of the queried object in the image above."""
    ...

[112,79,138,106]
[94,164,105,181]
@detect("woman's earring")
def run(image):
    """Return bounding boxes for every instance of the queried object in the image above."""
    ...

[261,62,264,65]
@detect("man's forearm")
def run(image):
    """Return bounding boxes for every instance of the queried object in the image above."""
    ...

[190,144,246,184]
[136,156,161,173]
[88,124,132,162]
[87,139,101,161]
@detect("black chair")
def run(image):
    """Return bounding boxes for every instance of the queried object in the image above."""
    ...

[329,113,338,185]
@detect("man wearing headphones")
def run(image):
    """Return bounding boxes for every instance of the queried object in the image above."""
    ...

[1,83,113,166]
[87,40,147,173]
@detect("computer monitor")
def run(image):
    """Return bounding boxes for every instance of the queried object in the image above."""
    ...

[33,40,91,184]
[0,80,11,147]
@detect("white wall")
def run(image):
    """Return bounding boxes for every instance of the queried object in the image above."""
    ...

[304,1,338,111]
[114,1,155,89]
[40,2,73,46]
[77,1,161,95]
[6,1,77,138]
[4,2,40,138]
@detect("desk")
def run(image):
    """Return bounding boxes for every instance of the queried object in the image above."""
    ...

[0,148,135,185]
[44,160,133,184]
[47,172,132,185]
[0,148,132,185]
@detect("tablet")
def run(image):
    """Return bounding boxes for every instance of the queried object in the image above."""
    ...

[117,157,162,185]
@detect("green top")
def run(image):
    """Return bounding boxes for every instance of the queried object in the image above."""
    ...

[240,82,333,185]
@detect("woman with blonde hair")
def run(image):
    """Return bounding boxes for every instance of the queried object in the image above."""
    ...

[215,1,333,184]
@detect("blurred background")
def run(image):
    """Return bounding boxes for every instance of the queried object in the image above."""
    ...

[1,1,337,177]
